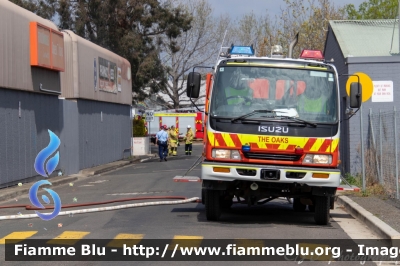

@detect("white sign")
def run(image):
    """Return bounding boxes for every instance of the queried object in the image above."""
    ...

[145,110,154,122]
[372,81,393,102]
[131,137,149,156]
[130,108,135,120]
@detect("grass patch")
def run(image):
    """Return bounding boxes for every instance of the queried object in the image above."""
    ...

[341,173,362,187]
[341,173,386,198]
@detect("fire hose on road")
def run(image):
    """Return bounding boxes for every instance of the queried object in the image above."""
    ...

[0,155,204,221]
[0,196,200,220]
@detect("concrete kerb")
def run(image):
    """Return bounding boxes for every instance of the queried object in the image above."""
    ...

[0,176,78,203]
[78,155,155,176]
[0,155,153,204]
[78,161,132,176]
[337,196,400,246]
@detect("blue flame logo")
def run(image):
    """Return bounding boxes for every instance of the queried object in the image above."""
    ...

[30,130,62,221]
[29,180,61,221]
[34,130,60,177]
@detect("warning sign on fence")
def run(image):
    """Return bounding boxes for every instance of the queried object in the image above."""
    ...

[372,81,393,102]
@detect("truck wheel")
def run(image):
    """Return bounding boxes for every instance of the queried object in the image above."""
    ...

[293,198,306,212]
[314,196,330,225]
[221,197,233,210]
[205,190,221,221]
[330,196,335,210]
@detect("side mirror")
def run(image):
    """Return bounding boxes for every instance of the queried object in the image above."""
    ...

[349,82,362,108]
[186,72,201,98]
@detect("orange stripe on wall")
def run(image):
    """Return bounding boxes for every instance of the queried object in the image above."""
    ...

[30,22,38,66]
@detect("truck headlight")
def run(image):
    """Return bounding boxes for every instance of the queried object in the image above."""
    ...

[212,149,241,160]
[303,154,332,164]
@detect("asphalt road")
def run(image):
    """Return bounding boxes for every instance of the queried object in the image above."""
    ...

[0,145,381,266]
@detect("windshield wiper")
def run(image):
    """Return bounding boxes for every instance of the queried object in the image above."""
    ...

[277,116,317,127]
[231,109,276,123]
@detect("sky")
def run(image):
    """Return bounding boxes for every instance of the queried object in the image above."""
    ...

[210,0,366,18]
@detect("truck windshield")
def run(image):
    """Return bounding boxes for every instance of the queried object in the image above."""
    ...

[210,66,338,123]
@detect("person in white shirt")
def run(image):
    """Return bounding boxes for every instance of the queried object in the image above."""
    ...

[155,125,169,162]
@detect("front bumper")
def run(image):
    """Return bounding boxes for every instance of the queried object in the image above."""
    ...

[202,162,340,187]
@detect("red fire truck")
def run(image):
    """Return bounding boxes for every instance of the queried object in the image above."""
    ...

[186,41,363,225]
[147,109,204,144]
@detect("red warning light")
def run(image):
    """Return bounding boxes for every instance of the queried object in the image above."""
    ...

[295,147,304,155]
[299,50,324,60]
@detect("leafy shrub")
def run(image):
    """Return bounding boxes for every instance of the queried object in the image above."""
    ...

[133,116,146,137]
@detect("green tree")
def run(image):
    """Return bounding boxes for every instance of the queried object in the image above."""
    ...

[12,0,192,104]
[9,0,57,19]
[257,0,346,58]
[56,0,74,30]
[69,0,193,103]
[345,0,398,19]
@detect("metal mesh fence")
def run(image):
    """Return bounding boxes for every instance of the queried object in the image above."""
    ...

[368,109,400,199]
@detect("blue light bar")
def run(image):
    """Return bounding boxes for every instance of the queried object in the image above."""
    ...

[230,46,254,55]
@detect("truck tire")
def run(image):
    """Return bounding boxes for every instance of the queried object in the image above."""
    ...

[221,198,233,210]
[205,190,221,221]
[314,196,330,225]
[293,198,306,212]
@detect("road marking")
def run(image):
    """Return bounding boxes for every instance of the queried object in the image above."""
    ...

[152,169,191,172]
[47,231,90,245]
[0,231,38,244]
[106,233,144,248]
[169,235,203,249]
[89,180,109,184]
[106,191,173,196]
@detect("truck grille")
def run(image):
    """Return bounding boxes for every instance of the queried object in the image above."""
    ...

[243,152,301,161]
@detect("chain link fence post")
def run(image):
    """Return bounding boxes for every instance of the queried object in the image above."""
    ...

[360,105,366,191]
[395,106,399,199]
[365,108,400,200]
[369,109,381,183]
[379,109,383,185]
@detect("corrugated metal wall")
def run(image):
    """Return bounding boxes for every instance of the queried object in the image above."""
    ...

[324,26,349,174]
[0,88,61,187]
[325,26,400,176]
[59,99,79,176]
[78,99,131,170]
[0,88,131,187]
[348,60,400,175]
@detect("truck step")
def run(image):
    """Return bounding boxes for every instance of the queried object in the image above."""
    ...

[173,176,201,182]
[337,185,360,192]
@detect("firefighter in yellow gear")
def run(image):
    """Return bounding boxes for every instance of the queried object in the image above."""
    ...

[166,127,172,156]
[183,125,194,155]
[168,125,178,156]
